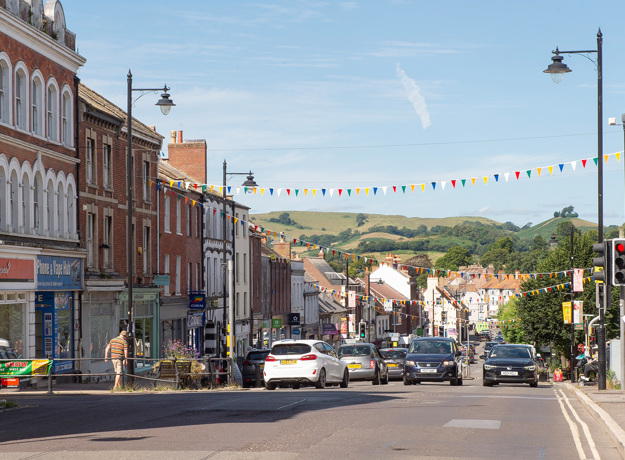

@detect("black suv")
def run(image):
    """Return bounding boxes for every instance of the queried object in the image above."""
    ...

[403,337,463,386]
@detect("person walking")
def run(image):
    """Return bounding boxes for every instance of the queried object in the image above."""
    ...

[105,330,128,389]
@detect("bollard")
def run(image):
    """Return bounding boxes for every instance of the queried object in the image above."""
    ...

[255,363,262,388]
[47,360,53,395]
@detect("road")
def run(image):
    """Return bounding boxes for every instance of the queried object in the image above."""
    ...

[0,362,621,460]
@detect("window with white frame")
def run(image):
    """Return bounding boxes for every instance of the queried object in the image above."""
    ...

[61,90,71,146]
[102,142,112,188]
[86,135,95,185]
[21,173,30,233]
[57,183,65,238]
[46,84,58,141]
[243,256,247,283]
[163,254,170,296]
[164,195,170,232]
[175,255,181,294]
[9,171,19,233]
[46,179,54,236]
[0,60,8,123]
[33,174,43,235]
[103,214,112,269]
[143,224,151,275]
[14,68,27,130]
[186,204,191,236]
[86,212,95,267]
[176,198,181,234]
[31,76,43,136]
[142,159,149,201]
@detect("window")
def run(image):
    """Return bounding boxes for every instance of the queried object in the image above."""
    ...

[244,292,248,318]
[142,160,149,201]
[163,254,170,296]
[46,84,58,141]
[175,256,181,294]
[86,137,95,184]
[176,198,181,234]
[86,212,94,267]
[143,225,151,274]
[0,60,8,123]
[46,179,54,236]
[32,76,43,135]
[103,214,112,269]
[187,204,191,236]
[14,68,27,130]
[236,292,240,317]
[61,91,71,146]
[187,263,191,291]
[103,143,112,188]
[57,183,65,238]
[33,174,43,234]
[164,195,170,232]
[195,263,199,291]
[243,256,247,283]
[9,171,18,232]
[22,174,30,233]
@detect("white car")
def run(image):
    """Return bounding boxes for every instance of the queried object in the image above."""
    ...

[263,339,349,390]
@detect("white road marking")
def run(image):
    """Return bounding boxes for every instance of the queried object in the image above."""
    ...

[277,399,306,410]
[557,388,600,460]
[462,395,557,400]
[555,388,587,459]
[444,419,501,429]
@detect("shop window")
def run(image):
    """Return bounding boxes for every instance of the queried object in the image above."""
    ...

[0,300,25,358]
[90,303,115,359]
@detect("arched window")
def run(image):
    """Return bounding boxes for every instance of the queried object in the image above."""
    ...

[9,170,19,233]
[0,167,5,231]
[46,83,58,141]
[22,172,31,233]
[14,67,27,130]
[0,58,10,124]
[61,89,72,146]
[66,182,75,238]
[31,75,44,136]
[33,173,43,235]
[46,178,55,236]
[57,182,65,238]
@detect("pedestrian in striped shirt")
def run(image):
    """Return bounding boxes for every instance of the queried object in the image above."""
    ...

[105,330,128,389]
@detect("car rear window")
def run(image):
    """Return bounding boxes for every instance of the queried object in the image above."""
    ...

[338,345,372,357]
[248,351,270,361]
[380,350,406,359]
[271,344,311,355]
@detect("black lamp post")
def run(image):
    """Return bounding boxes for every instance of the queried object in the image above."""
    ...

[126,70,174,385]
[221,161,257,363]
[544,30,606,389]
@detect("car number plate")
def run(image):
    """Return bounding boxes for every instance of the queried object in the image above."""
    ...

[347,364,361,369]
[420,368,437,373]
[281,360,297,365]
[501,371,518,376]
[387,363,398,368]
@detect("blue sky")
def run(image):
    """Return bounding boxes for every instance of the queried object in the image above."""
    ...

[62,0,625,227]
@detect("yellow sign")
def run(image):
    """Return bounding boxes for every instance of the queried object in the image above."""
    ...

[562,301,572,324]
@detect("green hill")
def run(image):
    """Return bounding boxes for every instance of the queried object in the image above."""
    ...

[516,217,597,240]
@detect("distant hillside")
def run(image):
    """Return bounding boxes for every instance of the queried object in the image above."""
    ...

[516,217,597,240]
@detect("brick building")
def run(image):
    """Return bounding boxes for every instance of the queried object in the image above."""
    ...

[0,0,85,374]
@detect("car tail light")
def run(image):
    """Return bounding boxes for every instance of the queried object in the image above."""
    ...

[243,361,251,366]
[300,354,317,361]
[370,360,375,369]
[265,355,277,362]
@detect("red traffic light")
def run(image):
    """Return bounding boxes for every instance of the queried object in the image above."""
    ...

[616,242,625,253]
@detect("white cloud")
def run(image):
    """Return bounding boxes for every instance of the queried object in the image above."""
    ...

[396,64,431,129]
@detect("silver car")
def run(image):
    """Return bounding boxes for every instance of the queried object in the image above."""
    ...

[380,348,407,380]
[338,343,389,385]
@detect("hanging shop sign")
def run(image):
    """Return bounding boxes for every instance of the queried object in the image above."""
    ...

[189,293,206,310]
[187,311,205,329]
[272,319,282,329]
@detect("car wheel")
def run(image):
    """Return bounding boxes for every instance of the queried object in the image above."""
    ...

[381,370,389,385]
[292,383,300,390]
[315,368,327,389]
[482,380,492,387]
[457,377,463,386]
[242,382,250,389]
[450,378,457,386]
[340,369,349,388]
[403,378,411,386]
[265,382,277,390]
[414,380,421,384]
[372,370,380,385]
[530,382,538,388]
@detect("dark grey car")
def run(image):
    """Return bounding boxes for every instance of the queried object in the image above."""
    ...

[241,349,270,388]
[379,348,407,380]
[338,343,389,385]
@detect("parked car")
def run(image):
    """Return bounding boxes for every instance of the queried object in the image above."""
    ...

[483,344,538,387]
[479,330,492,342]
[263,340,348,390]
[241,349,270,388]
[403,337,463,386]
[479,341,498,360]
[338,343,389,385]
[379,348,407,380]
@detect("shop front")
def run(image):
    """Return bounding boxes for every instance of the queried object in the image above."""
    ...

[118,288,160,372]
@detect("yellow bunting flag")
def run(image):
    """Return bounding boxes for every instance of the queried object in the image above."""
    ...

[471,178,476,186]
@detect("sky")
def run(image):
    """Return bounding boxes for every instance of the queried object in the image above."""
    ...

[60,0,625,228]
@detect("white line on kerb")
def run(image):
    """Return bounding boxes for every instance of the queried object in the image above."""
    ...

[557,388,600,460]
[555,388,591,460]
[278,399,306,410]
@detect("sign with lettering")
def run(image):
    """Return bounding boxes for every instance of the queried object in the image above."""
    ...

[37,256,82,290]
[0,258,34,283]
[0,360,51,376]
[187,311,205,329]
[271,319,282,329]
[189,293,206,310]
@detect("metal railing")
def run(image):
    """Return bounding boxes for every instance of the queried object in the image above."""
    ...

[0,357,238,394]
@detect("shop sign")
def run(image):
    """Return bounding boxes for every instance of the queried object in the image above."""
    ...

[189,293,206,310]
[36,256,82,290]
[0,258,34,283]
[287,313,301,325]
[187,311,205,329]
[0,359,51,376]
[292,328,300,335]
[272,319,282,329]
[322,324,339,335]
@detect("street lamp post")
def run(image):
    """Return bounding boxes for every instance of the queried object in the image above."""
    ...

[544,29,607,390]
[221,161,257,369]
[126,70,174,385]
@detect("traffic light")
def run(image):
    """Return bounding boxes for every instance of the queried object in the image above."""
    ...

[358,322,366,339]
[441,311,447,323]
[592,241,609,284]
[612,239,625,285]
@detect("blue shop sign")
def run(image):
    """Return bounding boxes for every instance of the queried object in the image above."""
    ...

[189,292,206,310]
[37,256,82,290]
